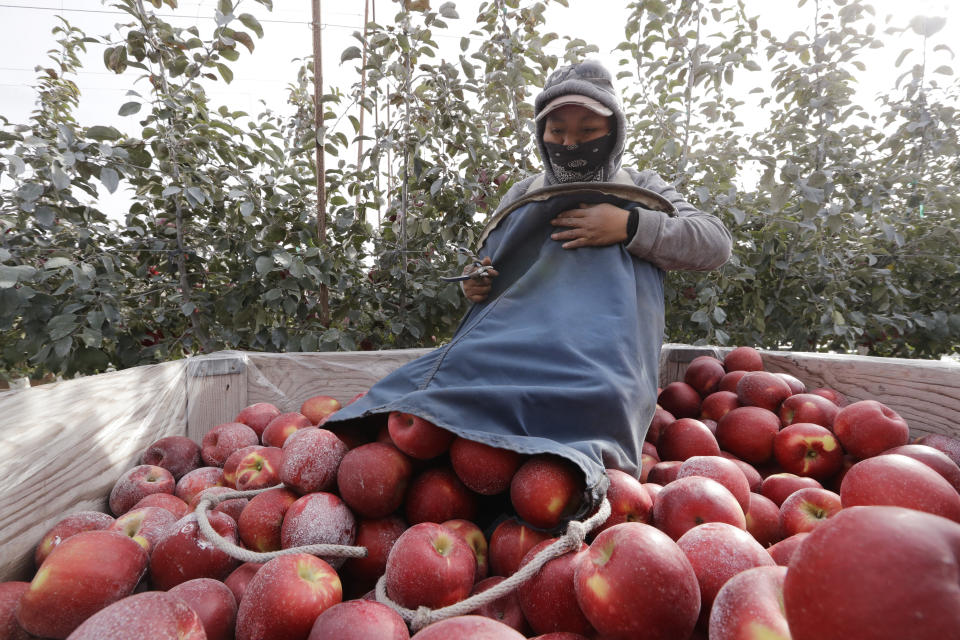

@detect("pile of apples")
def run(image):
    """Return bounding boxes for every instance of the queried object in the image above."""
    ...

[3,345,960,640]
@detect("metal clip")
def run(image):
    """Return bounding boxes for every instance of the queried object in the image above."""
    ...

[439,246,491,282]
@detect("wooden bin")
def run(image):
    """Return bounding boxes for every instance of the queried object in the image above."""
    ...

[2,345,959,582]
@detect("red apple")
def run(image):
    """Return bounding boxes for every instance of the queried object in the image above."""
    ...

[882,443,960,492]
[708,565,790,640]
[488,518,552,578]
[174,466,224,504]
[236,486,299,552]
[339,515,408,599]
[574,522,700,640]
[779,393,839,429]
[280,427,348,494]
[593,469,653,536]
[235,401,282,438]
[141,435,202,480]
[646,406,675,444]
[109,464,176,516]
[652,475,746,540]
[783,505,960,640]
[773,422,844,479]
[676,455,751,514]
[658,418,721,461]
[201,422,259,467]
[744,492,783,547]
[833,399,909,459]
[676,521,776,627]
[108,505,176,554]
[778,487,842,536]
[443,518,489,581]
[149,511,240,590]
[510,455,585,530]
[760,472,823,507]
[0,581,30,640]
[657,381,702,419]
[16,530,148,639]
[281,492,357,568]
[300,394,342,425]
[639,451,659,482]
[412,615,526,639]
[716,406,781,464]
[384,522,476,609]
[131,493,190,519]
[190,486,249,523]
[766,531,809,566]
[386,411,455,460]
[774,372,806,395]
[405,467,479,526]
[809,387,848,407]
[224,562,263,605]
[469,575,528,634]
[34,510,115,568]
[684,355,726,397]
[261,412,312,449]
[699,390,739,423]
[308,599,410,640]
[720,452,764,492]
[236,553,342,640]
[168,578,238,640]
[736,371,793,413]
[646,460,683,485]
[839,453,960,521]
[717,370,748,393]
[66,591,205,640]
[449,437,525,495]
[336,442,413,518]
[223,445,283,491]
[723,346,764,372]
[913,432,960,467]
[517,538,593,636]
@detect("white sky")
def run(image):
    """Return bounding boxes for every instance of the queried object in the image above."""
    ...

[1,0,957,121]
[0,0,956,209]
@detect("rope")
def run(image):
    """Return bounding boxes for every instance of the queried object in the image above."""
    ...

[374,497,611,633]
[194,485,368,564]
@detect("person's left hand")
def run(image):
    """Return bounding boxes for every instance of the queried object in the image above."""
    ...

[550,202,630,249]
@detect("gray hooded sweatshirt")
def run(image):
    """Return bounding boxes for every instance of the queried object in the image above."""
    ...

[493,59,732,273]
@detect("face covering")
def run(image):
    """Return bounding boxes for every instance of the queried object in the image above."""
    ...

[544,132,615,183]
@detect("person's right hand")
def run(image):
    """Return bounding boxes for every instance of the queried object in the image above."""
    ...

[462,256,498,303]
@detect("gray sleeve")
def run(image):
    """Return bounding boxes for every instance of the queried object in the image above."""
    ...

[623,169,733,272]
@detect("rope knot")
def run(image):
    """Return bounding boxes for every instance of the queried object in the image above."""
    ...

[412,606,435,631]
[564,518,587,546]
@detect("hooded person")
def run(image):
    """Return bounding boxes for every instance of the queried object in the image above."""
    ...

[322,59,732,518]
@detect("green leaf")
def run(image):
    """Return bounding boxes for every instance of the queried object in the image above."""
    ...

[216,63,234,84]
[86,126,122,141]
[438,2,458,18]
[0,265,37,287]
[100,167,120,194]
[35,206,55,227]
[44,257,73,269]
[341,46,362,63]
[118,101,141,116]
[255,256,273,274]
[240,201,254,216]
[218,0,233,15]
[909,15,945,38]
[162,186,181,197]
[238,13,263,38]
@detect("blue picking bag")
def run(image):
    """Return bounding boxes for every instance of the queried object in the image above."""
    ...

[324,184,674,514]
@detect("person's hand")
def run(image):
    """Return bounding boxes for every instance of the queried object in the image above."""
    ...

[550,202,630,249]
[461,256,498,303]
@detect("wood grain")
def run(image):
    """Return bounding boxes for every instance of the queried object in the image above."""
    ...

[0,360,188,582]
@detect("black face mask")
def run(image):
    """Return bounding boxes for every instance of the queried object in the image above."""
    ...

[544,132,615,183]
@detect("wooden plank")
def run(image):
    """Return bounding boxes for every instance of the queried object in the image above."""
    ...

[0,360,188,582]
[185,353,247,443]
[659,344,960,439]
[243,349,432,412]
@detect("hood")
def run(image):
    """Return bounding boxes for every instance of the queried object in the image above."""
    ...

[533,59,626,186]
